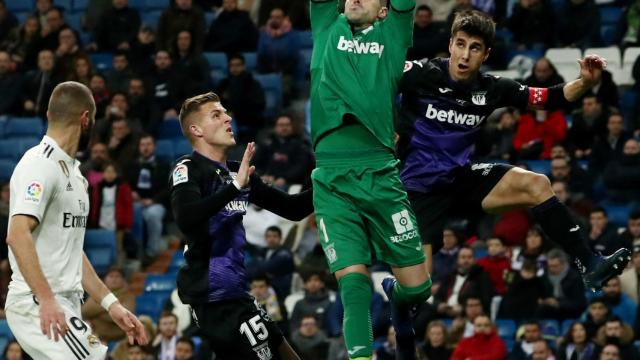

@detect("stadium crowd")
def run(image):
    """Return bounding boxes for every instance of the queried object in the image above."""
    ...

[0,0,639,359]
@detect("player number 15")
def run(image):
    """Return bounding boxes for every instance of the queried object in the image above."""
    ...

[239,314,269,346]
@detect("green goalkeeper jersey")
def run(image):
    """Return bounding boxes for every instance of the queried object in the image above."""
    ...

[310,0,416,152]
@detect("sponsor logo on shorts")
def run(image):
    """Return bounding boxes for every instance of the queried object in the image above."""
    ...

[253,343,273,360]
[324,245,338,264]
[471,163,494,176]
[24,181,43,204]
[172,164,188,185]
[390,210,419,243]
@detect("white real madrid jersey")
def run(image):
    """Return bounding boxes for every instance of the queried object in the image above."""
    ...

[6,136,89,305]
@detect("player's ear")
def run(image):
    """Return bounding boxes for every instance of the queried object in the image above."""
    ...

[80,110,90,129]
[483,47,491,63]
[189,123,203,139]
[377,6,388,20]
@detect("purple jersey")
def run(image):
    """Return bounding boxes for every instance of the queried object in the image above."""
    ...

[397,58,536,192]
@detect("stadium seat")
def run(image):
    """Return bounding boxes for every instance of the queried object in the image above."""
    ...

[6,0,34,12]
[474,248,488,259]
[601,203,631,227]
[157,119,182,139]
[556,65,580,82]
[297,31,313,49]
[204,52,227,72]
[17,137,41,155]
[0,320,11,339]
[242,52,257,73]
[85,229,117,249]
[561,319,575,335]
[621,90,637,129]
[170,251,185,268]
[600,6,623,25]
[526,160,551,175]
[145,0,171,10]
[90,53,114,72]
[504,338,515,352]
[154,139,175,163]
[54,0,72,11]
[136,294,167,322]
[623,47,640,68]
[15,11,29,25]
[496,319,516,340]
[545,48,583,68]
[539,319,560,338]
[140,10,162,29]
[173,139,191,157]
[600,25,620,46]
[205,11,216,27]
[128,0,146,9]
[85,247,114,275]
[73,0,89,11]
[66,12,83,33]
[144,274,176,300]
[0,139,20,161]
[0,160,16,181]
[584,47,621,70]
[5,117,43,137]
[84,230,117,271]
[254,73,283,118]
[506,48,543,65]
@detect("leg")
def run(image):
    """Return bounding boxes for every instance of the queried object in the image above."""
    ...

[142,203,166,257]
[335,265,374,360]
[481,166,631,290]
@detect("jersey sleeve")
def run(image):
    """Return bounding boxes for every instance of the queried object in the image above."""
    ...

[310,0,340,34]
[10,158,60,223]
[495,76,533,109]
[381,0,416,48]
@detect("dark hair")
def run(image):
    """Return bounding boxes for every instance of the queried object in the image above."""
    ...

[416,5,432,13]
[159,311,178,321]
[630,210,640,220]
[606,315,622,325]
[177,336,195,349]
[113,49,129,61]
[105,266,125,278]
[228,53,245,64]
[266,226,282,238]
[589,296,607,306]
[590,206,608,217]
[564,322,587,344]
[251,272,270,284]
[301,269,326,283]
[450,10,495,49]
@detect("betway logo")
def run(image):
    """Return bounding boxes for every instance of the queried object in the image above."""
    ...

[337,36,384,57]
[225,200,248,212]
[424,104,486,127]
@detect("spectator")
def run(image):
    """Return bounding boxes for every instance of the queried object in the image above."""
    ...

[557,322,598,360]
[417,321,453,360]
[513,109,567,160]
[67,53,94,87]
[511,225,549,277]
[250,274,284,323]
[290,315,329,360]
[290,269,333,333]
[600,344,621,360]
[620,212,640,253]
[568,94,610,159]
[39,7,71,51]
[254,114,313,187]
[589,70,619,110]
[500,259,550,321]
[582,297,611,341]
[552,180,589,228]
[243,202,282,249]
[81,142,110,187]
[171,30,210,96]
[3,340,29,360]
[205,0,258,53]
[406,5,448,61]
[449,296,486,342]
[107,117,140,171]
[600,277,637,324]
[21,49,59,119]
[152,312,180,360]
[432,227,461,285]
[477,237,511,295]
[621,244,640,308]
[588,207,622,256]
[33,0,53,30]
[105,50,136,94]
[146,50,189,123]
[537,248,587,320]
[95,92,133,141]
[423,0,457,22]
[91,0,141,53]
[175,337,195,360]
[556,0,601,48]
[524,58,566,88]
[375,326,399,360]
[594,317,638,360]
[157,0,205,53]
[126,134,170,260]
[434,246,495,317]
[548,157,592,199]
[250,225,295,300]
[129,25,156,75]
[2,15,41,71]
[476,107,519,162]
[257,7,300,78]
[126,77,152,132]
[508,321,544,360]
[0,50,22,115]
[81,267,136,342]
[590,113,631,177]
[0,0,17,44]
[451,315,507,360]
[89,73,110,119]
[603,139,640,202]
[531,339,556,360]
[216,53,266,141]
[111,315,156,360]
[507,0,554,49]
[88,162,134,265]
[126,344,151,360]
[54,28,82,79]
[327,334,349,360]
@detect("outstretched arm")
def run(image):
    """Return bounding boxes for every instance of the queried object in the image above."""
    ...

[562,54,606,102]
[310,0,340,33]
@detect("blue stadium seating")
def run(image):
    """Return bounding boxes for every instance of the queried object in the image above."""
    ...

[0,160,16,181]
[620,91,637,130]
[73,0,89,11]
[0,139,21,161]
[254,74,283,118]
[242,52,257,73]
[5,117,44,137]
[128,0,146,9]
[145,0,171,10]
[18,137,41,155]
[140,10,162,29]
[297,31,313,49]
[173,139,192,158]
[168,251,185,273]
[85,229,117,249]
[136,294,167,322]
[496,319,516,340]
[85,247,113,275]
[205,11,217,27]
[84,230,117,272]
[526,160,551,175]
[0,320,12,339]
[144,274,176,301]
[90,53,114,72]
[6,0,33,12]
[601,25,620,46]
[204,52,228,73]
[474,248,488,259]
[157,119,182,139]
[504,338,515,352]
[15,11,30,25]
[54,0,73,11]
[154,139,175,163]
[600,6,623,25]
[561,319,575,336]
[539,319,560,338]
[296,49,312,86]
[66,12,83,33]
[601,203,631,227]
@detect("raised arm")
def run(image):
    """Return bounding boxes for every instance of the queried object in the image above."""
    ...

[562,54,606,102]
[310,0,340,33]
[381,0,416,48]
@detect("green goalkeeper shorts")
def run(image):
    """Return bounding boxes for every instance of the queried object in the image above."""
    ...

[312,149,426,273]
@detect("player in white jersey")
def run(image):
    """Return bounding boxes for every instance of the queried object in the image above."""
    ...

[5,82,147,359]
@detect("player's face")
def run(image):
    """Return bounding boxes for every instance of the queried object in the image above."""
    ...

[195,101,235,148]
[344,0,386,27]
[448,31,490,83]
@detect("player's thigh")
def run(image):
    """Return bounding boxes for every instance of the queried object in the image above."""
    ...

[7,307,107,360]
[358,164,425,270]
[455,163,515,213]
[312,167,372,273]
[407,190,453,253]
[193,299,284,360]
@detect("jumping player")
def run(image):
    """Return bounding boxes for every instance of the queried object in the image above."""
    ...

[310,0,432,359]
[397,10,631,292]
[169,92,312,360]
[5,82,147,359]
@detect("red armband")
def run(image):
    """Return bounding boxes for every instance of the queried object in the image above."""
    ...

[528,87,549,106]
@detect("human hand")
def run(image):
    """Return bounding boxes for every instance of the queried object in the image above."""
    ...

[39,297,68,342]
[236,142,256,188]
[108,302,148,345]
[578,55,606,87]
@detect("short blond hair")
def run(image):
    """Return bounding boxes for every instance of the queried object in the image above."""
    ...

[178,92,221,142]
[48,81,95,125]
